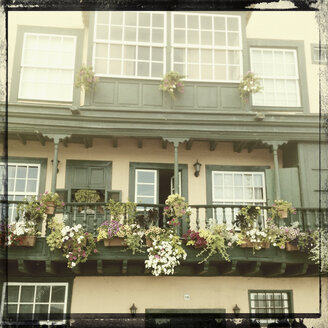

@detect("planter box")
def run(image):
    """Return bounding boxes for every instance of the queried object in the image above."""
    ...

[104,237,126,247]
[278,210,288,219]
[17,236,36,247]
[286,242,299,251]
[240,240,270,249]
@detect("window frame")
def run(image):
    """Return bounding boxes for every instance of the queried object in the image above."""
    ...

[171,12,243,83]
[92,11,167,80]
[250,47,301,108]
[247,38,309,113]
[0,282,69,325]
[135,169,158,205]
[10,25,84,106]
[311,43,328,64]
[18,32,77,102]
[248,290,294,327]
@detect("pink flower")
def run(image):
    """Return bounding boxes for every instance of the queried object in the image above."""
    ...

[155,255,160,259]
[45,191,48,194]
[61,202,65,206]
[73,256,77,260]
[94,249,98,253]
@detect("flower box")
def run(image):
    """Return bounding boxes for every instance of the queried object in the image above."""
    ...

[240,240,270,249]
[286,242,299,251]
[103,237,126,247]
[278,210,288,219]
[17,236,36,247]
[45,202,56,215]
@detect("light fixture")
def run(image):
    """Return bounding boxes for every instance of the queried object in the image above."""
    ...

[130,303,137,317]
[233,304,240,317]
[193,160,202,177]
[51,160,61,173]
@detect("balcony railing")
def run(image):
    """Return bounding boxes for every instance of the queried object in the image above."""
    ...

[2,201,328,236]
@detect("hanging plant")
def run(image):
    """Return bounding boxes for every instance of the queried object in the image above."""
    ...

[159,71,185,99]
[75,65,98,92]
[239,71,263,103]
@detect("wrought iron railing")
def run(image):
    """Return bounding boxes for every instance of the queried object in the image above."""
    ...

[1,200,328,237]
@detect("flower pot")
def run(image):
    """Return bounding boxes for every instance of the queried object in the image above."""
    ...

[240,240,269,249]
[17,236,36,247]
[286,242,299,251]
[104,237,126,247]
[146,239,153,247]
[45,202,56,215]
[278,210,288,219]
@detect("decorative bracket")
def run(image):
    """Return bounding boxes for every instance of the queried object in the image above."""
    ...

[162,137,189,147]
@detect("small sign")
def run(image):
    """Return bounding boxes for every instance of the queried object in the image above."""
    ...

[184,294,190,301]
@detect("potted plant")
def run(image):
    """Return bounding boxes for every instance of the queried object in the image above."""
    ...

[46,219,98,269]
[238,227,271,251]
[310,229,327,273]
[271,200,296,219]
[107,199,136,224]
[40,191,65,215]
[6,221,40,247]
[116,223,145,254]
[182,229,207,249]
[239,71,263,103]
[145,229,187,276]
[75,65,98,92]
[233,205,261,230]
[74,189,100,214]
[16,196,46,223]
[97,219,125,246]
[159,71,185,99]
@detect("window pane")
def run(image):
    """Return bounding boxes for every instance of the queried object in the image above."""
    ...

[124,45,136,60]
[110,26,123,41]
[34,304,49,320]
[151,63,163,77]
[174,48,185,62]
[139,28,150,42]
[26,180,37,193]
[174,15,185,28]
[152,29,164,43]
[20,286,35,302]
[227,17,239,31]
[96,25,109,40]
[125,12,137,26]
[137,184,155,197]
[139,12,150,26]
[137,171,155,183]
[201,16,212,29]
[7,286,19,302]
[97,12,109,24]
[188,15,199,29]
[15,179,26,192]
[138,46,150,60]
[110,44,122,59]
[36,286,50,303]
[153,13,164,27]
[137,62,149,76]
[187,30,199,45]
[51,286,66,303]
[16,166,27,179]
[124,27,136,41]
[137,196,155,204]
[111,12,123,25]
[18,304,33,321]
[174,30,185,44]
[152,47,163,61]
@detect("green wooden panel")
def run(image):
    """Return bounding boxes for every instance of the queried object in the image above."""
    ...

[265,168,301,207]
[72,167,88,188]
[142,85,163,106]
[118,83,139,105]
[174,86,194,108]
[197,86,218,108]
[220,87,241,109]
[93,82,115,105]
[89,167,106,188]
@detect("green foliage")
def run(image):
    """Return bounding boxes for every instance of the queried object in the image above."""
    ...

[310,230,328,272]
[107,199,136,224]
[40,191,64,207]
[159,71,185,99]
[46,219,65,251]
[233,205,261,231]
[117,224,144,254]
[75,66,98,91]
[16,196,46,222]
[74,189,100,203]
[239,71,263,103]
[270,200,296,219]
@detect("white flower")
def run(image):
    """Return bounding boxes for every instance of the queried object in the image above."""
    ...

[71,262,76,267]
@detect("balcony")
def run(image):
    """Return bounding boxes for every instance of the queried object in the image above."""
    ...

[1,201,326,277]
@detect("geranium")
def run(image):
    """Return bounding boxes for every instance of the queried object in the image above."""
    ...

[47,219,97,269]
[239,71,262,103]
[75,66,98,91]
[159,71,185,99]
[145,231,186,276]
[182,229,207,248]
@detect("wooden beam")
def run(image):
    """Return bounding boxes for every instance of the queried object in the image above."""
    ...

[72,264,80,274]
[36,134,46,146]
[137,138,143,149]
[45,260,56,275]
[288,263,309,276]
[222,260,238,275]
[233,141,247,153]
[209,141,217,151]
[83,137,92,149]
[266,262,287,277]
[122,260,128,274]
[112,137,118,148]
[17,260,29,274]
[162,139,168,149]
[97,260,103,274]
[186,140,193,150]
[16,133,26,145]
[198,261,210,275]
[63,138,68,147]
[244,261,262,276]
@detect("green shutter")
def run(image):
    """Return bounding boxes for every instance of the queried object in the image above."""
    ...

[265,168,301,207]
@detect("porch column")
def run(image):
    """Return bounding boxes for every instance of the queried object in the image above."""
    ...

[265,141,287,200]
[163,137,189,194]
[43,134,71,193]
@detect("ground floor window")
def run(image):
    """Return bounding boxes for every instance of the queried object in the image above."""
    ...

[1,282,68,325]
[249,290,292,326]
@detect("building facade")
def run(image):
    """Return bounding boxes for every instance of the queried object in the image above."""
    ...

[1,10,327,327]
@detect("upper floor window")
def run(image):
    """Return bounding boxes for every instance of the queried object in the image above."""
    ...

[92,12,243,82]
[172,13,242,82]
[93,12,166,78]
[18,33,76,102]
[250,48,300,107]
[0,163,41,222]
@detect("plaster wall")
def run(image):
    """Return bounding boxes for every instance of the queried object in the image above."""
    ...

[70,276,320,315]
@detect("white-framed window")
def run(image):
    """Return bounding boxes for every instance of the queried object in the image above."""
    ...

[250,48,301,107]
[172,13,242,82]
[312,44,328,64]
[93,11,167,79]
[0,163,41,222]
[135,169,158,205]
[249,291,291,327]
[211,171,266,227]
[18,33,77,102]
[0,282,68,325]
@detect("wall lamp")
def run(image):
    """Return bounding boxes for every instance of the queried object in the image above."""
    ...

[233,304,240,317]
[130,303,137,317]
[51,160,61,173]
[193,160,202,177]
